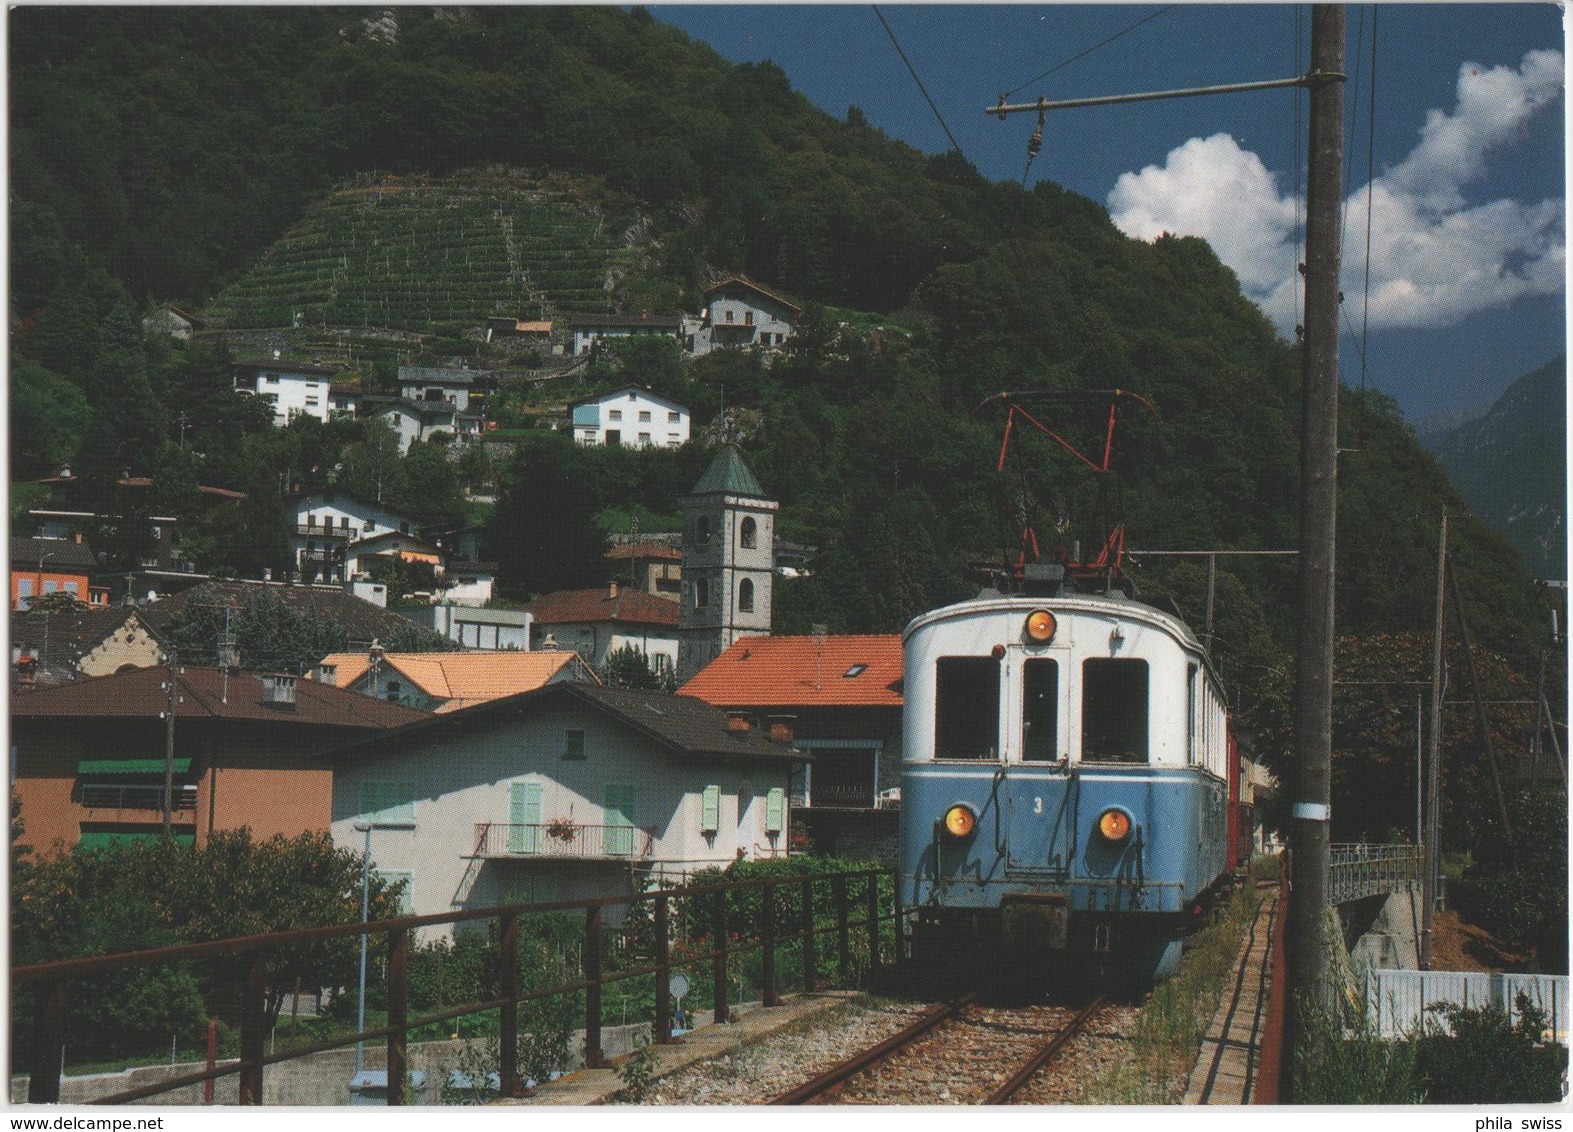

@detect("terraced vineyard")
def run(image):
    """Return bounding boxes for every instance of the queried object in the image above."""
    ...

[204,172,649,334]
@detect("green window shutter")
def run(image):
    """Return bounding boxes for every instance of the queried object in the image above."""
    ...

[766,787,785,834]
[360,781,416,827]
[603,784,637,856]
[700,784,720,834]
[508,782,543,854]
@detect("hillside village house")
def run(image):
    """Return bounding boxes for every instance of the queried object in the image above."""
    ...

[570,385,690,448]
[368,396,462,454]
[142,304,204,340]
[11,606,162,690]
[485,318,554,348]
[11,536,100,611]
[313,648,594,713]
[286,490,419,585]
[328,682,804,924]
[232,359,352,425]
[691,277,799,355]
[11,666,427,856]
[570,312,684,356]
[681,634,904,860]
[605,539,682,601]
[410,603,532,650]
[523,583,680,672]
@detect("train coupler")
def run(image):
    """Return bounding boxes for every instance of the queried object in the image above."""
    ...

[1001,893,1068,950]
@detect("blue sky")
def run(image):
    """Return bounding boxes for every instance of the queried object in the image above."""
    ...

[650,4,1566,421]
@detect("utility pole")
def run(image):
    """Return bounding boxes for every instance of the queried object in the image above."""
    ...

[162,645,180,836]
[1285,7,1345,1072]
[1422,510,1448,969]
[987,7,1345,1094]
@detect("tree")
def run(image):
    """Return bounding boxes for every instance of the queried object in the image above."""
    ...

[487,435,607,599]
[164,590,350,673]
[600,644,675,693]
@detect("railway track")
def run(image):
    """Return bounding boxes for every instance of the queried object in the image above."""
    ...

[769,994,1108,1105]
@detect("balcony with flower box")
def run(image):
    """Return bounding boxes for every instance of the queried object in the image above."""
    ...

[469,820,656,861]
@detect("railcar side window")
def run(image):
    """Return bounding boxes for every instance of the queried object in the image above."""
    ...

[935,656,1000,760]
[1082,659,1148,763]
[1022,658,1059,762]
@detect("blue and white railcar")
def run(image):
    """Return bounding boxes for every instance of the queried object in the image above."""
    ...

[899,588,1233,981]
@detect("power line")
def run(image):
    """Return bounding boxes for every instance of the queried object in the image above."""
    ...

[871,6,965,157]
[1002,7,1175,100]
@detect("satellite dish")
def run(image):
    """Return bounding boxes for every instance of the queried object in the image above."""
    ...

[668,973,690,999]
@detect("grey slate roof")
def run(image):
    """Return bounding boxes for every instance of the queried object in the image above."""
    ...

[11,537,99,572]
[332,681,807,764]
[138,580,434,650]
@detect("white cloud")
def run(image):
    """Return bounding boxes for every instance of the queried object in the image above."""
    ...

[1106,49,1565,333]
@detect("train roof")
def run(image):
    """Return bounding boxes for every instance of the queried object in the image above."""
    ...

[901,588,1204,652]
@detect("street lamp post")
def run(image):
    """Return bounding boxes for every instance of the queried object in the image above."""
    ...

[352,819,372,1077]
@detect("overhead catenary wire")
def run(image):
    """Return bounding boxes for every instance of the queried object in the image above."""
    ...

[1001,6,1175,101]
[871,5,966,158]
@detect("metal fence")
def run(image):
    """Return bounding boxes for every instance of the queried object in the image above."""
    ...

[13,866,900,1106]
[1327,843,1422,905]
[470,822,657,860]
[1362,969,1569,1041]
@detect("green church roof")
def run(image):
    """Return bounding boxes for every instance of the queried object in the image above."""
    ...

[690,445,767,498]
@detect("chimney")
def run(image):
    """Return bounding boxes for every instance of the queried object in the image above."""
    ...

[260,673,297,707]
[542,633,558,651]
[726,711,751,733]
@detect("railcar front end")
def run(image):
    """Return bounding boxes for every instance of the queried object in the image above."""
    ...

[898,592,1233,983]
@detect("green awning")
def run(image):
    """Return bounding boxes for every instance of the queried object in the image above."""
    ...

[78,830,195,849]
[77,758,192,776]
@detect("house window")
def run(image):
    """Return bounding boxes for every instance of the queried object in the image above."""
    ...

[264,374,280,384]
[694,578,710,608]
[740,516,757,549]
[1022,658,1059,762]
[375,870,414,916]
[701,784,720,834]
[359,780,417,827]
[738,578,755,612]
[64,582,79,597]
[668,411,681,424]
[509,781,543,854]
[305,396,320,407]
[935,656,1000,760]
[668,436,681,447]
[17,579,33,609]
[638,432,651,445]
[609,409,622,421]
[1082,659,1149,763]
[744,311,754,327]
[563,729,586,760]
[639,410,652,423]
[696,516,711,545]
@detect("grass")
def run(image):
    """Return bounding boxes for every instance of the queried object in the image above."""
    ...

[1072,882,1263,1104]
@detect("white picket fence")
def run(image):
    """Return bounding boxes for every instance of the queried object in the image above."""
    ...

[1363,969,1568,1041]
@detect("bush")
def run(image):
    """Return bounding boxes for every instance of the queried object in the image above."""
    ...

[1415,994,1567,1104]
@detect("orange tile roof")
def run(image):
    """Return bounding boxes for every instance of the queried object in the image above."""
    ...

[313,650,595,711]
[680,634,903,708]
[605,542,682,562]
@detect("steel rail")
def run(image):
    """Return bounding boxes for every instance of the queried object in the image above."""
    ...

[769,994,977,1104]
[983,995,1106,1104]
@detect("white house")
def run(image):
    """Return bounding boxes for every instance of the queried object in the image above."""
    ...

[287,491,419,585]
[691,278,799,356]
[397,367,481,413]
[370,398,459,454]
[407,604,532,650]
[569,313,684,357]
[569,386,690,449]
[232,360,352,425]
[328,682,804,926]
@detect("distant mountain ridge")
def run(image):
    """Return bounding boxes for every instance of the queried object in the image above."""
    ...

[1421,357,1566,580]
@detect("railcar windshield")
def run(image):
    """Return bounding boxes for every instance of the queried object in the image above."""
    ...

[1082,658,1148,763]
[934,656,1000,759]
[1022,658,1059,761]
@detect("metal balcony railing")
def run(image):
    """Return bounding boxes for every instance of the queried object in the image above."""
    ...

[295,525,355,539]
[80,784,198,811]
[470,822,656,860]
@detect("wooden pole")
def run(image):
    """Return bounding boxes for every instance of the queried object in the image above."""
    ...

[1284,5,1344,1096]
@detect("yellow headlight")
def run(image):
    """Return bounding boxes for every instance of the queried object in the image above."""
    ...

[1025,609,1057,643]
[1097,808,1132,842]
[942,804,977,840]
